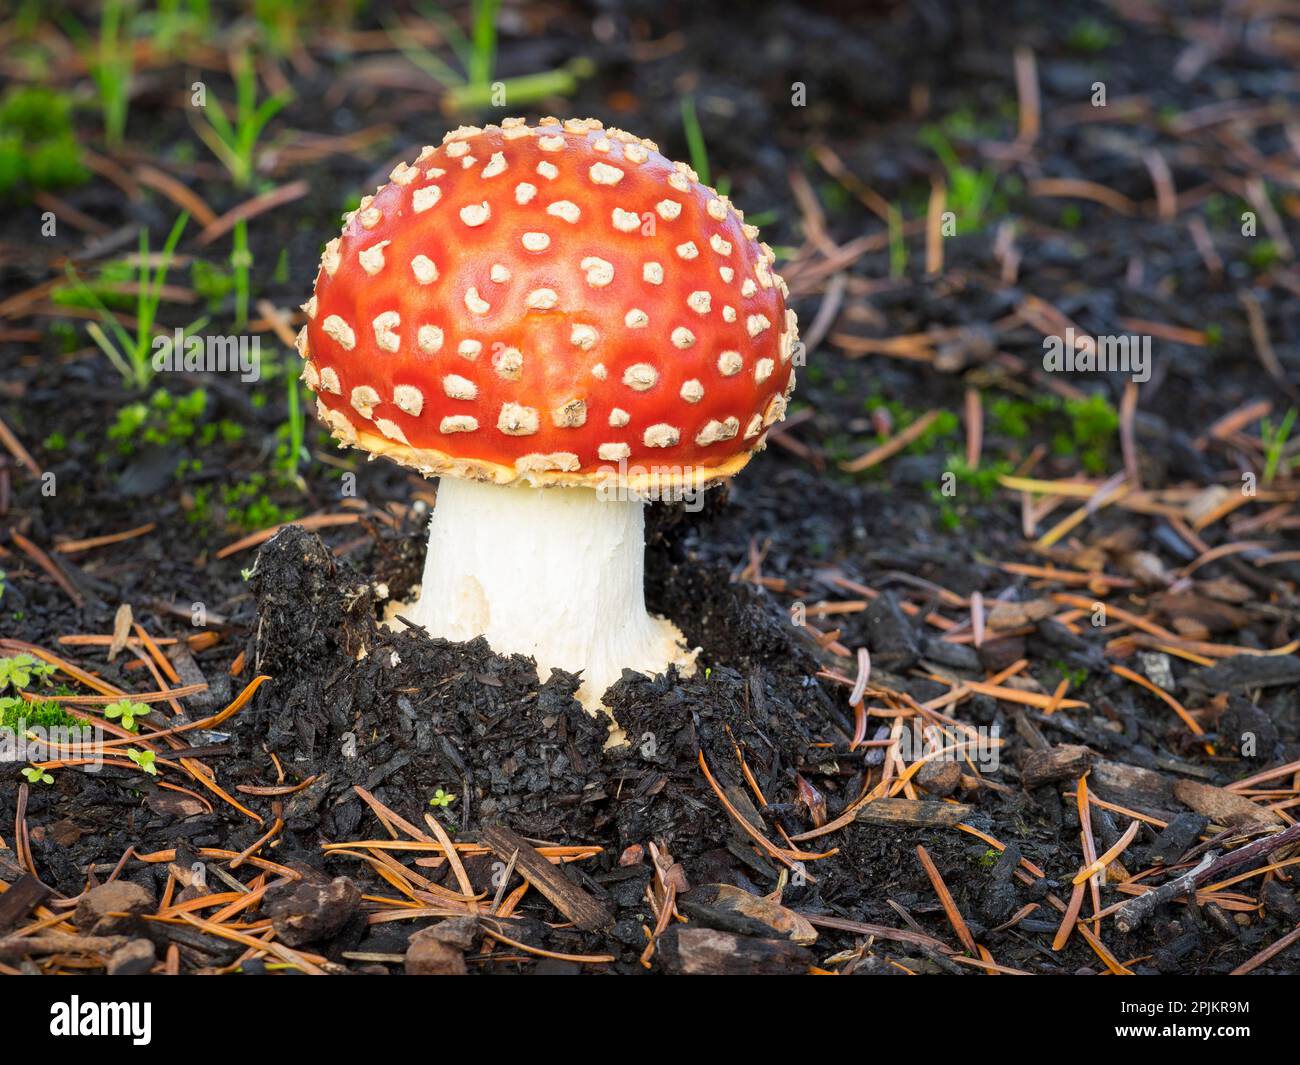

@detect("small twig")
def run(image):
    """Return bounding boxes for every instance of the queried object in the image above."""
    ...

[56,523,157,555]
[964,387,982,469]
[1114,853,1215,935]
[9,531,84,607]
[916,844,977,954]
[799,271,846,355]
[1141,148,1177,219]
[0,934,125,959]
[840,410,942,473]
[1120,379,1140,488]
[1115,822,1300,935]
[196,180,310,246]
[1014,46,1040,144]
[0,414,41,478]
[925,179,945,275]
[1239,291,1292,394]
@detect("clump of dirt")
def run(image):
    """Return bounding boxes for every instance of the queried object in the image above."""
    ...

[242,522,834,839]
[231,521,862,968]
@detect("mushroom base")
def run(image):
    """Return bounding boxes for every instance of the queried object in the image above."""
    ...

[393,477,698,715]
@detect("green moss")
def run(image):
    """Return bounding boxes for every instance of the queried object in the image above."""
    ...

[191,259,236,311]
[1048,660,1089,688]
[187,470,302,532]
[928,456,1014,529]
[0,85,74,141]
[1247,240,1280,271]
[1062,393,1119,473]
[110,388,207,451]
[937,505,962,532]
[1066,393,1119,440]
[988,392,1117,474]
[989,394,1053,439]
[0,86,88,200]
[220,474,303,531]
[954,457,1012,500]
[107,387,244,456]
[0,695,79,730]
[186,484,214,526]
[1067,17,1122,52]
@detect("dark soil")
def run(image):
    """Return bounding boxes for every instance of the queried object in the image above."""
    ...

[2,0,1300,975]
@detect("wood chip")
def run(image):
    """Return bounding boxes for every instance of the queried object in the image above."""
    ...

[855,797,972,828]
[1172,779,1282,830]
[480,824,612,931]
[0,874,52,933]
[686,884,818,945]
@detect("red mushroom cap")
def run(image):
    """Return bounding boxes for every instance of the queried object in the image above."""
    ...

[300,116,797,489]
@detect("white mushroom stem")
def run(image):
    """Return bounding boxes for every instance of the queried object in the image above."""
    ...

[400,477,697,710]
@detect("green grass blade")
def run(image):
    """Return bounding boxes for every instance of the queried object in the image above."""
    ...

[468,0,500,87]
[680,95,710,187]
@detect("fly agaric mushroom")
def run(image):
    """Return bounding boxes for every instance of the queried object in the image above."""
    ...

[299,116,796,709]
